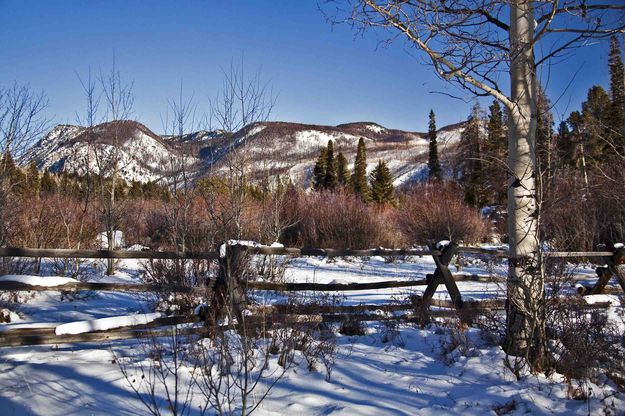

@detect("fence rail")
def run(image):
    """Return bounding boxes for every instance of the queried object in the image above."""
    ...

[1,242,623,348]
[0,247,220,260]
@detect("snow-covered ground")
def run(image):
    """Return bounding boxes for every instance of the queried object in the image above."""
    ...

[0,255,623,415]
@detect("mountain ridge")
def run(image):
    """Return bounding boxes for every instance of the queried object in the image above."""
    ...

[21,119,466,187]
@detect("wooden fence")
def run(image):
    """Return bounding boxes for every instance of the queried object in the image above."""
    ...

[0,243,623,347]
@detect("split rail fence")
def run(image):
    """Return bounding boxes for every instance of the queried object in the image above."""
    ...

[0,243,623,347]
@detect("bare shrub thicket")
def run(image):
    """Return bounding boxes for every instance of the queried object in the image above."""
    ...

[548,305,623,383]
[542,168,625,251]
[281,190,401,249]
[398,182,490,244]
[118,292,339,415]
[6,193,99,277]
[541,172,600,252]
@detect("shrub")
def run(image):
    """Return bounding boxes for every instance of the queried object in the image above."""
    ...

[397,183,490,244]
[542,167,625,251]
[281,190,398,249]
[541,172,599,251]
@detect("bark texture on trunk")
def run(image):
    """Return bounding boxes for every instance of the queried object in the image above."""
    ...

[505,0,545,364]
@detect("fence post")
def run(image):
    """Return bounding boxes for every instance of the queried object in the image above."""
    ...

[422,241,465,316]
[590,246,625,294]
[209,243,248,325]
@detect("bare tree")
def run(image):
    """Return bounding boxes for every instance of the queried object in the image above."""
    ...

[161,82,200,253]
[81,60,134,275]
[203,61,276,242]
[0,82,50,246]
[326,0,625,368]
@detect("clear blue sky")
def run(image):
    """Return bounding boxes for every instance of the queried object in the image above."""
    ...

[0,0,615,134]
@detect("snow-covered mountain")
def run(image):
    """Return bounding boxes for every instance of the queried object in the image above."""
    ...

[206,120,466,187]
[21,119,466,186]
[21,120,199,183]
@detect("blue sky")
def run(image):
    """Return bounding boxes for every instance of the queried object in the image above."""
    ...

[0,0,616,133]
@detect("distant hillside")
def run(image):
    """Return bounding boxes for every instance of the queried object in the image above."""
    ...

[21,119,466,187]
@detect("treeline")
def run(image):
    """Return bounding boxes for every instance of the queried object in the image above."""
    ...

[311,137,395,204]
[449,35,625,249]
[1,155,170,201]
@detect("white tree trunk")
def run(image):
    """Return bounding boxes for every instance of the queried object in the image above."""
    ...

[506,0,544,360]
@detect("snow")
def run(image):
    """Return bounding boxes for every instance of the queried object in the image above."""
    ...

[54,312,165,335]
[219,240,263,257]
[0,322,57,332]
[294,130,360,150]
[365,123,386,133]
[97,230,124,249]
[583,294,621,306]
[436,240,451,249]
[437,126,464,146]
[22,124,196,184]
[0,275,79,287]
[0,255,623,415]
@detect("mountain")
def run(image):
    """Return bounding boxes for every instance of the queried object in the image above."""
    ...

[21,119,466,187]
[205,120,465,186]
[21,120,197,183]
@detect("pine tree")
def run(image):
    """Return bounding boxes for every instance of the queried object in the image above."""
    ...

[129,180,143,199]
[352,137,370,201]
[567,110,591,188]
[1,153,27,195]
[0,152,17,177]
[482,100,507,205]
[26,161,40,197]
[581,85,611,164]
[40,169,57,194]
[555,121,574,168]
[457,103,486,207]
[324,140,337,190]
[608,35,625,154]
[59,171,73,195]
[312,146,327,191]
[369,159,395,204]
[536,89,555,184]
[336,152,350,186]
[427,109,441,180]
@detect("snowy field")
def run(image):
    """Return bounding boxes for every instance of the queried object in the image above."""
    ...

[0,254,624,415]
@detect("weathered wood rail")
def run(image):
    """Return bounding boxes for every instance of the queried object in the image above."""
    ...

[0,247,220,260]
[0,242,623,347]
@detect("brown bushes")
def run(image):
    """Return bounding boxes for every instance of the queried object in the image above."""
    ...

[542,168,625,251]
[9,193,98,250]
[397,183,490,244]
[2,175,500,261]
[281,190,402,249]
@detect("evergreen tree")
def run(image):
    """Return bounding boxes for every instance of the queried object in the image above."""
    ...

[555,121,575,168]
[312,146,327,191]
[457,103,486,207]
[608,35,625,154]
[482,100,507,205]
[567,111,585,169]
[26,161,40,197]
[0,152,17,177]
[59,171,73,195]
[129,180,143,199]
[352,137,370,201]
[40,169,57,194]
[369,159,395,204]
[336,152,350,186]
[324,140,337,190]
[536,89,555,183]
[1,153,27,195]
[427,109,441,180]
[582,85,611,164]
